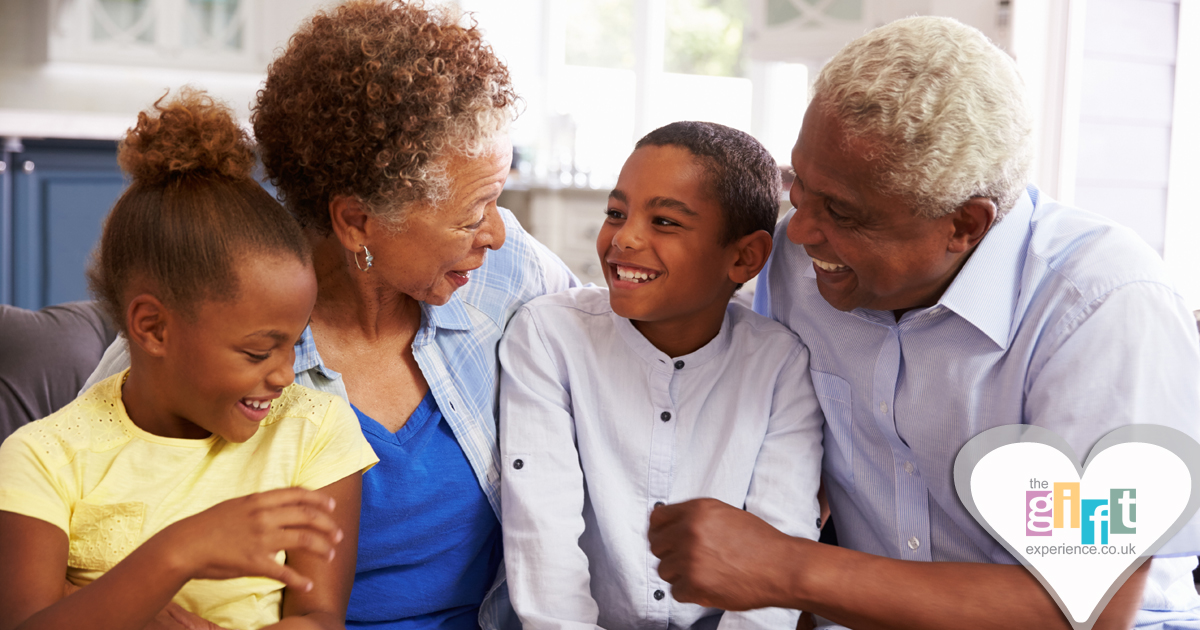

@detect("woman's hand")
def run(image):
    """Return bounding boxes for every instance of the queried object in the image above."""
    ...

[155,487,343,593]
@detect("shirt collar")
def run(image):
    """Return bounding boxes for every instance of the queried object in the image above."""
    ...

[936,186,1036,350]
[295,291,473,376]
[420,292,472,333]
[293,325,340,380]
[611,303,734,369]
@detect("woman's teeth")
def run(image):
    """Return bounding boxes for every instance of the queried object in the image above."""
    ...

[242,399,271,411]
[616,266,659,283]
[813,258,849,272]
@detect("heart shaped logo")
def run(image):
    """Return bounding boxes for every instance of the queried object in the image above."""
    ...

[954,424,1200,630]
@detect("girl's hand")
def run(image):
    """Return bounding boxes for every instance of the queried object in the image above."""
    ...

[161,604,232,630]
[155,487,343,593]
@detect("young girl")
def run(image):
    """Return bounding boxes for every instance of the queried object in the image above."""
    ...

[0,90,377,630]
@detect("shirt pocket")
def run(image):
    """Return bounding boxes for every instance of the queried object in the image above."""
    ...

[68,501,146,572]
[811,371,854,493]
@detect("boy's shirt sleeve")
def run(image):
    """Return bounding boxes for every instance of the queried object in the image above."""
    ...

[294,392,379,491]
[499,305,602,630]
[718,341,825,630]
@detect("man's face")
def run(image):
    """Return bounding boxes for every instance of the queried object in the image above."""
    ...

[787,103,966,313]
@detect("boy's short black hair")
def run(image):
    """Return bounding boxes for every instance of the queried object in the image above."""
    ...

[635,121,780,245]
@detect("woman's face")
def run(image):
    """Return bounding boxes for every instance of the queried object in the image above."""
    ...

[370,137,512,306]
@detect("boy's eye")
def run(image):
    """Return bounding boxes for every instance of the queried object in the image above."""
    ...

[652,217,680,227]
[244,351,270,362]
[604,208,625,220]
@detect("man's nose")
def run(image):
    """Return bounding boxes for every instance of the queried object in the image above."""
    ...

[787,196,825,246]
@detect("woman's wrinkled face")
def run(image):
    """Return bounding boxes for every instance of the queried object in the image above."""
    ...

[370,137,512,306]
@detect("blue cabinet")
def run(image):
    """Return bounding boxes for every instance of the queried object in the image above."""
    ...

[2,140,126,309]
[1,139,280,309]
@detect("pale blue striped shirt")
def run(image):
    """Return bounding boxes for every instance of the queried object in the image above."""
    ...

[754,187,1200,627]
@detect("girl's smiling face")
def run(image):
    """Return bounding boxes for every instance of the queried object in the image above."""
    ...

[144,253,317,442]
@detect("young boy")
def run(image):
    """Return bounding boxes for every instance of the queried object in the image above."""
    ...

[499,121,824,629]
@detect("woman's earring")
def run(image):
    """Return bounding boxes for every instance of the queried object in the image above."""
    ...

[354,245,374,272]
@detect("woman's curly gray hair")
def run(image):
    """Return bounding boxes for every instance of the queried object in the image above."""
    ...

[812,16,1033,219]
[252,0,517,233]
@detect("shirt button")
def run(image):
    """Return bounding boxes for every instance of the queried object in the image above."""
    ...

[879,402,888,413]
[908,536,920,550]
[660,411,671,422]
[674,360,684,369]
[513,459,524,470]
[903,461,914,475]
[654,589,666,601]
[816,517,823,528]
[654,501,666,508]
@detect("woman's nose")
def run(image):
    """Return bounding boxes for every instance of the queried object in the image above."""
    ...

[477,203,507,251]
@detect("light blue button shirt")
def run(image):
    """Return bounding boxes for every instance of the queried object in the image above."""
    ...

[499,287,823,630]
[754,187,1200,627]
[82,208,577,630]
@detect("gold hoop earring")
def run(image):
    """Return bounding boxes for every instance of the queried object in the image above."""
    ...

[354,245,374,272]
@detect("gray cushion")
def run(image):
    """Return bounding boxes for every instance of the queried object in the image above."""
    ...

[0,301,119,439]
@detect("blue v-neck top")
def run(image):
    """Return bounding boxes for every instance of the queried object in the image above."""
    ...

[347,391,502,630]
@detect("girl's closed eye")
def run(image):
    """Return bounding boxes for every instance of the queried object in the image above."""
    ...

[244,350,271,362]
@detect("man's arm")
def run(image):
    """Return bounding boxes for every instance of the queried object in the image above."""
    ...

[649,498,1148,630]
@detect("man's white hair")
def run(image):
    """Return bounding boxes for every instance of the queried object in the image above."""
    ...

[812,16,1033,219]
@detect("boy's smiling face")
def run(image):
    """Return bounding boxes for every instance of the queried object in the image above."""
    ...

[598,145,742,350]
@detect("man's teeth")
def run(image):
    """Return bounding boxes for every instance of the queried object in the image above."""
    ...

[243,399,271,410]
[812,258,849,272]
[616,266,660,283]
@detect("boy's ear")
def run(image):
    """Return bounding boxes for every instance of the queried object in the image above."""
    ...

[727,229,774,285]
[126,294,169,358]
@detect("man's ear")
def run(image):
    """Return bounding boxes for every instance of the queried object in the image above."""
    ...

[126,294,169,358]
[328,195,373,252]
[948,197,997,254]
[728,229,775,285]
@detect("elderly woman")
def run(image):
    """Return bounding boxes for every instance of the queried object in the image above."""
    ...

[84,1,575,628]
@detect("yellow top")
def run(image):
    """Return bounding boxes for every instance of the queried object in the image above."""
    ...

[0,371,378,630]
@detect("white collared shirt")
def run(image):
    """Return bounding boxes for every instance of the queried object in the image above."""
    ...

[499,287,824,630]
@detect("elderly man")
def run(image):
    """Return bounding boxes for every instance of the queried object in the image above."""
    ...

[648,16,1200,629]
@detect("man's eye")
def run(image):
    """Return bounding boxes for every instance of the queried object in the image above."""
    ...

[825,200,853,224]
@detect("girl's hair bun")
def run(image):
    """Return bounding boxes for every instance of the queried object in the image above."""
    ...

[118,88,255,185]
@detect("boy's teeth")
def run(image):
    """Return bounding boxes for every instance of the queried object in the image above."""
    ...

[616,266,659,283]
[813,258,849,272]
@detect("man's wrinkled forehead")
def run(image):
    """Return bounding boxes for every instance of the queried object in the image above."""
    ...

[792,104,884,211]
